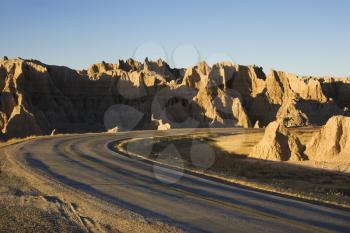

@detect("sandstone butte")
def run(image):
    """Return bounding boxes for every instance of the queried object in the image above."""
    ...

[249,120,306,161]
[305,115,350,162]
[1,57,350,140]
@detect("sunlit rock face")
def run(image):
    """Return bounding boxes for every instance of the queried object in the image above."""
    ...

[305,116,350,162]
[249,120,306,161]
[0,57,349,139]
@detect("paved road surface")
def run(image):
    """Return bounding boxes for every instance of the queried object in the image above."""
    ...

[7,129,350,233]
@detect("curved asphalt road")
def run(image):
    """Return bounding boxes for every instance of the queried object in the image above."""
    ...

[6,129,350,233]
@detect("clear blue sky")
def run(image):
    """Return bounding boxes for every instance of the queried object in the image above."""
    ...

[1,0,349,76]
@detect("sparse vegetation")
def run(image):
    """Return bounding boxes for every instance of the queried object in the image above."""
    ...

[118,129,350,208]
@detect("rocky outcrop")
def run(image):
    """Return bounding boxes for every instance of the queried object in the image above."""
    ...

[276,98,310,127]
[249,69,346,127]
[116,58,142,72]
[193,88,251,128]
[287,75,328,102]
[305,116,350,162]
[231,97,251,128]
[249,121,305,161]
[87,61,115,79]
[253,120,261,128]
[156,120,171,131]
[0,56,350,139]
[182,67,203,89]
[50,129,57,136]
[265,71,328,105]
[230,65,266,101]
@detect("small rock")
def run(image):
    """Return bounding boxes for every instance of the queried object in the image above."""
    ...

[253,120,260,128]
[107,127,119,133]
[50,129,57,136]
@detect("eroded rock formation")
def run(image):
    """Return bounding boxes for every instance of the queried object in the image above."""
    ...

[249,121,305,161]
[305,116,350,162]
[0,56,350,139]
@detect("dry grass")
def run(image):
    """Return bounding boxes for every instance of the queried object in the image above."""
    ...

[119,129,350,208]
[0,135,38,148]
